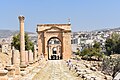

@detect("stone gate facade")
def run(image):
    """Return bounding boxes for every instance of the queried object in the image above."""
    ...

[37,24,71,60]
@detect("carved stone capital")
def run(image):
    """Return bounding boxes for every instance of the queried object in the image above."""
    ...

[18,15,25,23]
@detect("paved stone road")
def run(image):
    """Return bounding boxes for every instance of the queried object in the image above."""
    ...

[33,60,82,80]
[19,60,47,80]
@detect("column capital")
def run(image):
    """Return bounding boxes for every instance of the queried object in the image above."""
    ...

[18,15,25,22]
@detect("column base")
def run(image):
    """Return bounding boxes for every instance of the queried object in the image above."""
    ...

[0,70,8,80]
[20,65,27,68]
[5,65,15,77]
[29,62,33,64]
[20,64,27,71]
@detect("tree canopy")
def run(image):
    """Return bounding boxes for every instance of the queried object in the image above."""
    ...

[11,33,34,51]
[105,33,120,55]
[78,42,103,61]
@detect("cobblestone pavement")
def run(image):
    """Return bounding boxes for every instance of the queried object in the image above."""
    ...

[19,60,47,80]
[33,60,82,80]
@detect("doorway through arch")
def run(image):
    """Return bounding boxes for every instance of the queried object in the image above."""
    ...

[47,37,62,60]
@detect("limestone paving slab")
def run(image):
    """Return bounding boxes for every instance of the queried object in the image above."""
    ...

[33,60,82,80]
[19,60,47,80]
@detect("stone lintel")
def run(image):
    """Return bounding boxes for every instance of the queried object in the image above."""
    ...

[37,30,71,33]
[37,24,71,27]
[37,24,71,33]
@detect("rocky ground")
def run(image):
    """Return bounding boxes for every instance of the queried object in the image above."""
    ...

[0,52,113,80]
[70,58,113,80]
[20,59,113,80]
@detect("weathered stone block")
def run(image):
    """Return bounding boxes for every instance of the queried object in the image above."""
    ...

[104,75,112,80]
[12,50,20,66]
[28,50,33,64]
[90,67,97,71]
[6,65,15,77]
[25,51,29,65]
[0,70,8,80]
[15,66,20,75]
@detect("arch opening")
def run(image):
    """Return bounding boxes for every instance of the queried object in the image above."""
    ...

[47,37,62,60]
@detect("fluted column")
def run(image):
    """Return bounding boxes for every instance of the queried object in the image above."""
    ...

[18,15,26,67]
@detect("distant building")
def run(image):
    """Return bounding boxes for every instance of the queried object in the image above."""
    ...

[0,39,9,53]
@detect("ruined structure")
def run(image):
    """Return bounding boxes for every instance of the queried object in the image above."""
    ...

[37,24,72,60]
[0,16,72,80]
[0,39,9,53]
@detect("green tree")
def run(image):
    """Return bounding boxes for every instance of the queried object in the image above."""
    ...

[80,48,93,60]
[116,39,120,54]
[105,33,120,55]
[11,33,34,51]
[111,32,120,41]
[102,57,120,77]
[105,39,115,55]
[11,34,20,50]
[80,48,90,58]
[75,48,80,55]
[93,42,104,60]
[93,42,100,49]
[80,42,104,61]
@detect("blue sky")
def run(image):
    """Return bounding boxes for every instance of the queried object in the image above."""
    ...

[0,0,120,32]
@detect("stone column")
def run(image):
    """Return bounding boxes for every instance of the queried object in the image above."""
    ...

[12,50,17,65]
[62,32,71,60]
[12,50,20,75]
[28,50,33,64]
[33,45,37,62]
[25,51,29,65]
[18,16,26,67]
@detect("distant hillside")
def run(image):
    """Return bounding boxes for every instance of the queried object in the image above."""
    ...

[0,30,35,38]
[92,27,120,32]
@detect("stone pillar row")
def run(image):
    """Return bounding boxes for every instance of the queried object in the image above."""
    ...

[8,48,38,77]
[12,49,38,66]
[0,15,40,79]
[0,48,38,79]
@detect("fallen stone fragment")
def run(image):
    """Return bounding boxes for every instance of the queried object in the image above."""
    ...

[104,75,112,80]
[90,67,97,71]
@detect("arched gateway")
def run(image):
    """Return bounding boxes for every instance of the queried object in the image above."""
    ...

[37,24,71,60]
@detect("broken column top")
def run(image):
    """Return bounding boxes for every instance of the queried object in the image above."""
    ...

[18,15,25,22]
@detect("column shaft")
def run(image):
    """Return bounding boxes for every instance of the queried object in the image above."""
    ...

[18,16,26,66]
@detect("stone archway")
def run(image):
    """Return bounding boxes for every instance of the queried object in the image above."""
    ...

[37,24,72,60]
[47,37,62,60]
